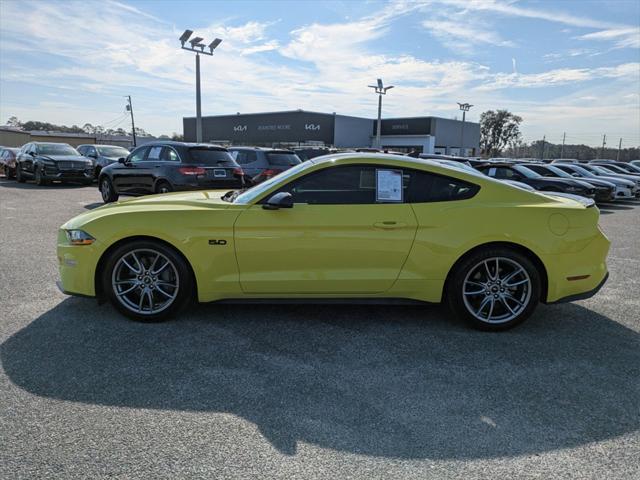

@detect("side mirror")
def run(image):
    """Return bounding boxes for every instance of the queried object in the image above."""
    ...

[572,173,580,177]
[263,192,293,210]
[118,157,127,164]
[29,151,36,156]
[88,153,98,159]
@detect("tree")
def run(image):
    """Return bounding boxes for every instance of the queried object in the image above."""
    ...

[480,110,523,157]
[171,132,184,141]
[5,116,22,128]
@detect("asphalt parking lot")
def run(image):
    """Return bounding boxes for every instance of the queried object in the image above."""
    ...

[1,179,639,479]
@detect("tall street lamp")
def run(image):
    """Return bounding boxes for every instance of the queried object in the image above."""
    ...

[457,102,473,156]
[369,78,394,149]
[179,29,222,143]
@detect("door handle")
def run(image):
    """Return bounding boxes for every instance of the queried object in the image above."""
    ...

[373,221,406,229]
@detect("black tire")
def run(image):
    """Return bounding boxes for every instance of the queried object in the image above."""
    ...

[35,166,49,186]
[100,176,119,203]
[16,165,25,183]
[155,180,173,194]
[94,166,101,179]
[446,247,541,331]
[6,167,15,180]
[101,239,194,322]
[81,179,93,186]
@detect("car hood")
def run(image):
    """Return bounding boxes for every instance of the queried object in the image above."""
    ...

[61,190,237,230]
[594,175,637,186]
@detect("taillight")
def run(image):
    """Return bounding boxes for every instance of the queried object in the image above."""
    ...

[233,167,244,176]
[262,168,282,178]
[178,167,206,175]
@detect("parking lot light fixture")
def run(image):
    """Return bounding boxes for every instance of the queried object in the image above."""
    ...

[457,102,473,157]
[179,29,222,143]
[368,79,394,149]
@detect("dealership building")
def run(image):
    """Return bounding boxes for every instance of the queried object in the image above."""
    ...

[183,110,480,156]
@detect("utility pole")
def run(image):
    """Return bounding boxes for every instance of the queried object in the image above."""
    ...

[616,138,622,161]
[457,102,473,156]
[560,132,566,159]
[368,79,394,149]
[599,134,606,159]
[540,135,546,160]
[126,95,136,148]
[179,30,222,143]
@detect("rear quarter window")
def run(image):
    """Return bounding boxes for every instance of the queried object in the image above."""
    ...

[407,170,479,203]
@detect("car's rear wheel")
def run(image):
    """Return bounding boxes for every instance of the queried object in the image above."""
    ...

[102,240,193,322]
[100,176,118,203]
[16,165,25,183]
[447,248,540,331]
[155,180,173,194]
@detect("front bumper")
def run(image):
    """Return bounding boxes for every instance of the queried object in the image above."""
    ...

[57,229,103,297]
[43,168,93,181]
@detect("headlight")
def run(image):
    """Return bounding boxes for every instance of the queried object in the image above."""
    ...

[66,229,95,245]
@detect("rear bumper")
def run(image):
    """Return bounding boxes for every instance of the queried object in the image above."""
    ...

[543,229,610,303]
[547,272,608,304]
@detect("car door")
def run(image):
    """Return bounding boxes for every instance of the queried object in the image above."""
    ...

[111,146,149,193]
[233,164,418,294]
[137,145,164,193]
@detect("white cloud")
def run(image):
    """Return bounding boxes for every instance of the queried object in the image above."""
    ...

[578,27,640,49]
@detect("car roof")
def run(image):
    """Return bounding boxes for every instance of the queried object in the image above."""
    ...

[80,144,129,148]
[140,141,227,150]
[227,146,293,152]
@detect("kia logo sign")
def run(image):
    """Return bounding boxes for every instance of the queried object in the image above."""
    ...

[305,124,320,131]
[233,125,247,132]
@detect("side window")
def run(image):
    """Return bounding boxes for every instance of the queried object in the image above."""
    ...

[161,147,180,162]
[77,146,85,155]
[128,146,149,163]
[493,167,513,179]
[407,169,479,203]
[234,151,257,165]
[86,146,96,157]
[147,146,163,161]
[273,165,379,205]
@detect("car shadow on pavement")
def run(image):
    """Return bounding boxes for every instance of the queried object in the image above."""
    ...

[0,181,91,190]
[2,298,638,460]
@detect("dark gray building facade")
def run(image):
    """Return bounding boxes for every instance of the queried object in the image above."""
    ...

[183,110,479,155]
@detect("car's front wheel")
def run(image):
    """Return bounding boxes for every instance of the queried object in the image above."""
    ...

[102,240,193,322]
[35,166,49,186]
[100,177,119,203]
[16,165,25,183]
[447,248,541,331]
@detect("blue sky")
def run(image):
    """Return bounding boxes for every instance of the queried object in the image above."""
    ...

[0,0,638,146]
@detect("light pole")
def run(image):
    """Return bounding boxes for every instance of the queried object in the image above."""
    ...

[368,79,394,149]
[457,102,472,156]
[125,95,136,148]
[179,29,222,143]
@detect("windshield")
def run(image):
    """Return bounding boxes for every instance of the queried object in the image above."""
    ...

[567,165,593,177]
[233,162,310,204]
[98,146,129,157]
[513,165,542,178]
[591,165,617,175]
[37,144,78,156]
[187,148,235,165]
[266,152,301,166]
[546,165,573,178]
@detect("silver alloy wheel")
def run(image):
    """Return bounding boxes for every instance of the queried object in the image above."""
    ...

[111,249,179,315]
[101,179,111,202]
[462,256,532,324]
[159,186,170,193]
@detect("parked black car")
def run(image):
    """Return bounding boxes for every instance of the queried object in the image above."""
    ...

[553,163,638,199]
[77,144,131,178]
[227,147,301,184]
[521,163,615,202]
[590,161,640,176]
[0,147,20,179]
[476,163,596,197]
[98,141,244,203]
[16,142,93,185]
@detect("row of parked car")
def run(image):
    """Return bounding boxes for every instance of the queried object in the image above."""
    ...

[2,141,640,206]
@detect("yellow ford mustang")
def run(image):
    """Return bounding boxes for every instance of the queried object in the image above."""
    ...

[57,154,610,330]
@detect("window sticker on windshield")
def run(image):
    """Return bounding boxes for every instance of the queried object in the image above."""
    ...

[376,169,403,202]
[148,146,162,160]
